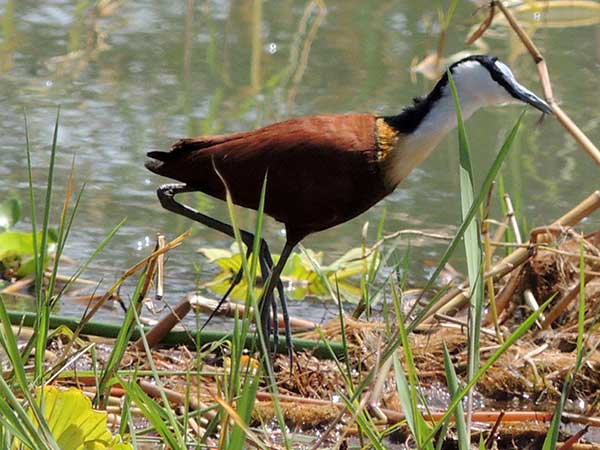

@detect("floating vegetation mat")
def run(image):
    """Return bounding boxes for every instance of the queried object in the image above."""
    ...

[3,224,599,449]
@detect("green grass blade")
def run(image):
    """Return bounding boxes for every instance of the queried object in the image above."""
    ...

[34,107,61,382]
[391,284,434,450]
[0,297,59,448]
[337,391,386,450]
[423,295,553,445]
[229,367,262,450]
[117,376,183,450]
[443,343,468,449]
[131,306,185,444]
[448,71,484,433]
[97,265,149,402]
[0,388,38,448]
[408,109,525,331]
[23,110,39,309]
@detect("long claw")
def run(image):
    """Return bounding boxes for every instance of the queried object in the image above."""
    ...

[276,278,293,366]
[263,247,293,364]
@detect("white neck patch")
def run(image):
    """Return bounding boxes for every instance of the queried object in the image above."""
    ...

[383,60,518,187]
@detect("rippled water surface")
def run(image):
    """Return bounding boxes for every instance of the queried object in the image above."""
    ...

[1,0,599,323]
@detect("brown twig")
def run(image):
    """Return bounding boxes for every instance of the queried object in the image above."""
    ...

[135,296,192,350]
[540,273,597,329]
[558,425,590,450]
[427,191,600,321]
[156,233,165,301]
[489,1,600,165]
[487,264,524,325]
[485,410,505,450]
[465,1,496,45]
[189,294,317,331]
[137,379,212,415]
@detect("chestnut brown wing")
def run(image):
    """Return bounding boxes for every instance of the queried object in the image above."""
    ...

[146,114,389,241]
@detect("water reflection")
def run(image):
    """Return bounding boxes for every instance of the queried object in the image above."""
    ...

[0,0,598,323]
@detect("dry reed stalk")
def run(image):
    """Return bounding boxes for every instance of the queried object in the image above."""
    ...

[538,246,600,265]
[425,191,600,321]
[135,296,192,350]
[489,217,510,256]
[475,1,600,166]
[540,272,597,328]
[137,379,214,417]
[433,313,497,337]
[487,265,524,325]
[189,294,317,331]
[482,189,503,341]
[156,233,165,301]
[81,230,189,325]
[359,229,452,260]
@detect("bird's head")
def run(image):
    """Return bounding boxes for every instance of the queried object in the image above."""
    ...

[444,55,552,115]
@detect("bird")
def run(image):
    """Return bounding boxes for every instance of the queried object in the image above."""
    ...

[145,54,552,358]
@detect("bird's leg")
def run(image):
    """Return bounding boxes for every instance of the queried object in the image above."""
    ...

[157,183,277,328]
[157,183,242,238]
[257,247,274,350]
[262,247,292,363]
[258,240,297,361]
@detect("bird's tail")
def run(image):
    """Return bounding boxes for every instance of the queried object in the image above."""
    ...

[144,151,172,175]
[145,138,199,174]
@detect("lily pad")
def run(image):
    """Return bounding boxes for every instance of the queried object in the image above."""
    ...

[198,246,377,303]
[0,230,57,278]
[0,198,21,231]
[16,386,132,450]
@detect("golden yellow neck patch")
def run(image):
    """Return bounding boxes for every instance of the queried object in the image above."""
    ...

[375,118,401,161]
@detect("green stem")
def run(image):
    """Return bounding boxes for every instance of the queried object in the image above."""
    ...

[6,311,343,360]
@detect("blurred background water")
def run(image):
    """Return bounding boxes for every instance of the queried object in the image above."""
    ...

[0,0,598,324]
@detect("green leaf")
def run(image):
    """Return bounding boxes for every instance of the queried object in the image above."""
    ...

[15,386,132,450]
[0,230,57,277]
[197,247,233,262]
[0,198,21,231]
[0,231,37,259]
[449,70,485,436]
[443,344,468,450]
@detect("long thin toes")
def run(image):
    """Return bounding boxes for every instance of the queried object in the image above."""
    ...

[271,292,278,351]
[258,294,273,359]
[200,249,250,332]
[257,246,276,350]
[276,278,293,364]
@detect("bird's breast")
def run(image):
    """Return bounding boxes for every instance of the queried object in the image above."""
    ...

[375,117,447,188]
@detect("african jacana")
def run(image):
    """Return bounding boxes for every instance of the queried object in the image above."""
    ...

[145,55,552,357]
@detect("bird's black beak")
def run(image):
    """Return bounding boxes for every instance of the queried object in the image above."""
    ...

[514,88,553,115]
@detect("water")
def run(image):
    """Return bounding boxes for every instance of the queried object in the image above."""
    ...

[1,0,599,324]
